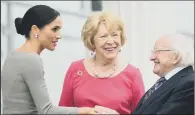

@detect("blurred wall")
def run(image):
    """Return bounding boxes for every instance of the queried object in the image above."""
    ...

[1,1,194,107]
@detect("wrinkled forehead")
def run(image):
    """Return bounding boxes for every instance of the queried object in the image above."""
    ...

[154,37,172,49]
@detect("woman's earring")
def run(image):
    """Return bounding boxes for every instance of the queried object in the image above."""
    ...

[91,52,93,56]
[91,51,95,56]
[91,50,96,56]
[119,47,122,52]
[34,34,38,38]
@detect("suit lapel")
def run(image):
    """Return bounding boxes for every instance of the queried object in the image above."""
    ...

[134,90,149,111]
[136,66,194,113]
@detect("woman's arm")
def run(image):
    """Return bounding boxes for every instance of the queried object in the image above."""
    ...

[59,62,75,106]
[22,54,95,114]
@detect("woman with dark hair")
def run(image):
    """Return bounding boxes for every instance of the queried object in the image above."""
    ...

[1,5,96,114]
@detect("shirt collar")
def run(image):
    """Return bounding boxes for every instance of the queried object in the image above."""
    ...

[164,66,186,80]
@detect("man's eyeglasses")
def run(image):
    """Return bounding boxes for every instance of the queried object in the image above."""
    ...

[151,49,173,54]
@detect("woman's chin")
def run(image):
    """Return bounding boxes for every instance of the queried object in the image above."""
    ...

[104,54,117,60]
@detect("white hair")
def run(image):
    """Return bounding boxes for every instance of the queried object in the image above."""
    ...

[166,32,194,69]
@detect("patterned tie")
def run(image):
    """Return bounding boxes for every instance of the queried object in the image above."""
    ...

[143,77,166,102]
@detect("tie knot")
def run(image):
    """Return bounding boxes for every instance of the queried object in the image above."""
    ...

[142,77,166,102]
[157,77,166,83]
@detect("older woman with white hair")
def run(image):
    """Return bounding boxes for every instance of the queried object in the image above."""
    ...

[132,32,194,115]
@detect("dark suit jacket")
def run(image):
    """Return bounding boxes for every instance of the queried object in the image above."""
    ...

[132,66,194,115]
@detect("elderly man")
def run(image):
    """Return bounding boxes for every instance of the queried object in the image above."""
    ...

[132,33,194,114]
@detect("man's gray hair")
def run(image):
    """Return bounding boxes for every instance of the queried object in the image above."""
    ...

[167,32,194,68]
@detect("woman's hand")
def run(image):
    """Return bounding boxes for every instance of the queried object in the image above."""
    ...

[78,107,97,114]
[94,105,119,114]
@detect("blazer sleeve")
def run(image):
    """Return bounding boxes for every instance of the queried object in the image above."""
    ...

[59,62,75,106]
[22,55,78,114]
[157,77,194,114]
[130,68,145,112]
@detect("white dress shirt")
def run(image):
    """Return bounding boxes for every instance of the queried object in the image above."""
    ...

[164,66,186,80]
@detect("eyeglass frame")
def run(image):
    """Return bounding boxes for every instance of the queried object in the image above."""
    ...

[151,49,175,54]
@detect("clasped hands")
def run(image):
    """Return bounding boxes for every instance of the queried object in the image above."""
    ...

[94,105,119,114]
[87,105,119,114]
[79,105,119,114]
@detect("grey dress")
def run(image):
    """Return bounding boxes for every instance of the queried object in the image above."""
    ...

[1,51,78,114]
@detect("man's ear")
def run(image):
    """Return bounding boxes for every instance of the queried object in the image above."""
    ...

[173,51,181,64]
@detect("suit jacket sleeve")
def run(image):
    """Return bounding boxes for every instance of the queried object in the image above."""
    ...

[23,55,78,114]
[59,63,75,107]
[157,76,194,114]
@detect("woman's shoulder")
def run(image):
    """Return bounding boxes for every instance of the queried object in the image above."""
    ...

[69,59,84,67]
[9,51,41,61]
[126,63,140,72]
[122,63,141,78]
[66,59,85,73]
[7,51,43,68]
[2,51,44,77]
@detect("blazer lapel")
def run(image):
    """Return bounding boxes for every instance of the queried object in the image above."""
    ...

[137,66,193,113]
[134,90,150,112]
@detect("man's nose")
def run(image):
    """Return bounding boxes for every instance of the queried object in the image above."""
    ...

[150,53,156,61]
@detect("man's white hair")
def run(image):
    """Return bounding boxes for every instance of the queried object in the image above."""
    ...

[166,32,194,69]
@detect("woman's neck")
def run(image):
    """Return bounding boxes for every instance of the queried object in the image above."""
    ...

[93,55,118,67]
[17,40,43,55]
[90,54,119,78]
